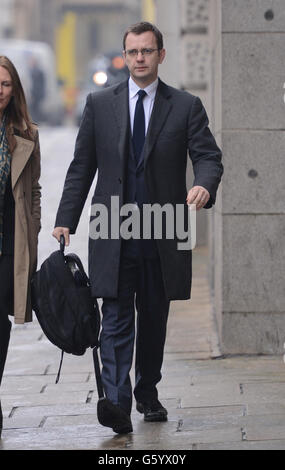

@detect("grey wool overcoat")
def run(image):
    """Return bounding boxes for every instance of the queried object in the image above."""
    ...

[55,79,223,300]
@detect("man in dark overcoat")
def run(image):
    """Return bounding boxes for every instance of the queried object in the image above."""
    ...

[53,22,223,434]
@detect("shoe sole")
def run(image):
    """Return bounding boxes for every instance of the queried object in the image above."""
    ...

[112,424,133,434]
[136,403,168,422]
[99,417,133,434]
[144,414,168,422]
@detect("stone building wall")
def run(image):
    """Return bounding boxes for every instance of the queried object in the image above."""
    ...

[212,0,285,354]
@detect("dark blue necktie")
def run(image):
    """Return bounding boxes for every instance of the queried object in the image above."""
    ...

[132,89,146,164]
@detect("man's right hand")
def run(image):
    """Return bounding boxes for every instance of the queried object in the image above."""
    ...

[52,227,70,247]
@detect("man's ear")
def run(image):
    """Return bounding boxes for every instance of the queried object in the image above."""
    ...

[159,48,166,64]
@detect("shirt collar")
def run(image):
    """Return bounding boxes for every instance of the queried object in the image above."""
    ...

[129,77,159,99]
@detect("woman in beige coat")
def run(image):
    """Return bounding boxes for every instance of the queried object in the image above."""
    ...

[0,56,41,437]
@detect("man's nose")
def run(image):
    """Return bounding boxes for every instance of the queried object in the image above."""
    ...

[136,51,145,60]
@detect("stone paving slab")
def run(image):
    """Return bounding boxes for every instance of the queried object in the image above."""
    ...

[3,416,44,430]
[186,357,285,381]
[241,414,285,441]
[177,427,242,445]
[6,403,99,419]
[247,403,285,416]
[180,383,243,408]
[42,382,98,393]
[176,405,246,427]
[2,373,90,385]
[241,382,285,405]
[2,390,91,408]
[1,376,56,395]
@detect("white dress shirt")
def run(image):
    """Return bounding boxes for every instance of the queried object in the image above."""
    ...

[128,77,159,135]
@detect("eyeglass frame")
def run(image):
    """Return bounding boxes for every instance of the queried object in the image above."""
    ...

[124,48,161,57]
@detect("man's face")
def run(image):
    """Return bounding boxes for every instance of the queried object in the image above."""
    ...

[123,31,165,87]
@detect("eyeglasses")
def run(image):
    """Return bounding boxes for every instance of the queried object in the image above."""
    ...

[124,48,160,57]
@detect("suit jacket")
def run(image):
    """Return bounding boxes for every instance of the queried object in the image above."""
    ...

[55,79,223,300]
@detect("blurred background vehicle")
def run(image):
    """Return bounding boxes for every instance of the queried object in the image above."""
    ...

[0,39,65,125]
[75,50,129,126]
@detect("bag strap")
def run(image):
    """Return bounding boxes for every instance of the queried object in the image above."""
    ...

[92,347,104,399]
[59,235,90,285]
[65,253,90,285]
[55,350,64,384]
[56,348,104,398]
[60,234,65,253]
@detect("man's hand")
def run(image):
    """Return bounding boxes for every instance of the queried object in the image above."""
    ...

[52,227,70,247]
[186,186,210,210]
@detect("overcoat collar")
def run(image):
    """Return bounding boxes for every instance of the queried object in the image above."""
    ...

[112,78,173,168]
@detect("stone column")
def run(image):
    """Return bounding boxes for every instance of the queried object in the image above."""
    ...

[153,0,181,88]
[155,0,212,246]
[212,0,285,354]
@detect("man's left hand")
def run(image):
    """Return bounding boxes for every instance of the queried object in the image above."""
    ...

[186,186,210,210]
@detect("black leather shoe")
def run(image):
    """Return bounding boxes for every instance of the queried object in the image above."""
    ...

[97,398,133,434]
[136,399,168,422]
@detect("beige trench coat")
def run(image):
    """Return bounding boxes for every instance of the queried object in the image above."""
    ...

[8,122,41,324]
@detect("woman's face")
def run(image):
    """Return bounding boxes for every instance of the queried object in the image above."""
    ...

[0,66,13,119]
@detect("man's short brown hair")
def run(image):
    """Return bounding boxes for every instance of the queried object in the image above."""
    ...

[123,22,164,51]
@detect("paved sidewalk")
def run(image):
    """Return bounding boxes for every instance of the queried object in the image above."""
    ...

[1,246,285,450]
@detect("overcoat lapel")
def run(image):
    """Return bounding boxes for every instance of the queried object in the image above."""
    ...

[142,80,172,168]
[112,80,130,171]
[11,135,34,189]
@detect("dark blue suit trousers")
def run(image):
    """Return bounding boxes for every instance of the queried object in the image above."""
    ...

[100,239,170,415]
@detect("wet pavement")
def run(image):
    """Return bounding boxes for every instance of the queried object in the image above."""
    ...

[1,127,285,451]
